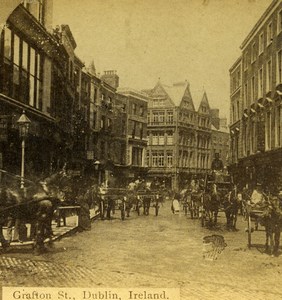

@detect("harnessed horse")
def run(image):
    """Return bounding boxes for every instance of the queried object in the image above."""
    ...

[202,183,220,226]
[0,173,62,254]
[258,196,282,256]
[223,185,239,231]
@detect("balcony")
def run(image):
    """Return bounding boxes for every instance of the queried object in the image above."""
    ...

[148,121,176,126]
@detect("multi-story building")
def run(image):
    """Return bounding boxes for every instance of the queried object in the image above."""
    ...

[211,117,230,168]
[117,88,148,181]
[144,81,213,190]
[229,0,282,192]
[0,0,78,178]
[0,1,146,187]
[229,57,242,174]
[72,69,148,186]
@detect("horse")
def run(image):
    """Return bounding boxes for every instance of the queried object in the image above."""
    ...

[258,197,282,256]
[222,185,239,231]
[0,174,62,254]
[202,183,220,227]
[143,195,151,215]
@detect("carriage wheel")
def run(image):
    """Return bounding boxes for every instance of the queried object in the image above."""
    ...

[184,205,188,216]
[100,201,105,220]
[189,207,193,219]
[136,204,140,216]
[121,207,125,220]
[201,210,205,227]
[247,214,252,248]
[155,203,159,216]
[145,207,149,216]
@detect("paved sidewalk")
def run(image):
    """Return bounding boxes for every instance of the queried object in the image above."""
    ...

[2,208,99,248]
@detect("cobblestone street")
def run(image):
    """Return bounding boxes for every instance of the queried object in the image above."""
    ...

[1,202,282,300]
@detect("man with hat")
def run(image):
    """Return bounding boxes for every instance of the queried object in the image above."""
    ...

[211,153,224,172]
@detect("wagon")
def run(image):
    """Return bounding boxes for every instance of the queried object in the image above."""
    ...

[180,190,201,218]
[200,172,234,227]
[189,191,202,219]
[97,188,130,220]
[244,202,264,248]
[136,190,161,216]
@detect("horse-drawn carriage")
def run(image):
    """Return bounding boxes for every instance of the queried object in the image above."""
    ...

[136,189,162,216]
[96,186,162,219]
[0,170,63,254]
[97,187,131,220]
[201,172,237,228]
[244,193,282,255]
[181,189,202,219]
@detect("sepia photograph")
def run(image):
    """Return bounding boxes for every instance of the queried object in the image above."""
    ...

[0,0,282,299]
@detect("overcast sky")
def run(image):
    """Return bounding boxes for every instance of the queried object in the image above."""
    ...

[53,0,272,120]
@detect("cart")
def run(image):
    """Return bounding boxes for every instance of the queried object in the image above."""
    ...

[200,172,234,227]
[189,191,202,219]
[245,203,264,248]
[97,188,131,221]
[136,190,161,216]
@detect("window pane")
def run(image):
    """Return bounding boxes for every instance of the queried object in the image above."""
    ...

[30,48,36,76]
[29,75,35,107]
[20,70,29,103]
[22,41,28,71]
[13,65,20,86]
[4,28,12,60]
[36,54,41,79]
[13,35,20,66]
[36,79,41,109]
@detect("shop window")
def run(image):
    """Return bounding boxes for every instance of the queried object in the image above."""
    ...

[1,28,42,109]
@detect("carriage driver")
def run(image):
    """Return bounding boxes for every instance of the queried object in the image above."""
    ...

[211,153,224,172]
[250,182,266,206]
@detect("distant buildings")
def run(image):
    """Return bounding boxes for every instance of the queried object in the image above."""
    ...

[229,0,282,192]
[144,81,228,190]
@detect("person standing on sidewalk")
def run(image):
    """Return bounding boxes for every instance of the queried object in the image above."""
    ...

[77,182,91,231]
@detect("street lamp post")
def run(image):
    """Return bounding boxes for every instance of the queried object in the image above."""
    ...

[17,110,31,189]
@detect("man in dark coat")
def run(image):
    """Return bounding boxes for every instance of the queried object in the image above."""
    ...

[211,153,224,171]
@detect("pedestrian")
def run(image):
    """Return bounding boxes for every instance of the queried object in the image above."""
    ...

[171,192,180,214]
[77,184,91,231]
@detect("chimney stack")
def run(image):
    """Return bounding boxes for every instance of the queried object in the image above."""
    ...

[101,70,119,89]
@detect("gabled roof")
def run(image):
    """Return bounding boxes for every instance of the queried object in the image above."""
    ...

[164,81,189,107]
[148,80,195,109]
[198,91,211,112]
